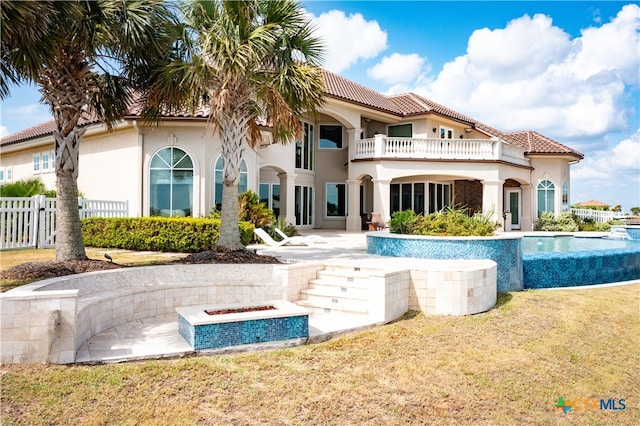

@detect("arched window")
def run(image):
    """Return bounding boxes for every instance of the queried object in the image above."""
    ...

[149,147,193,217]
[537,180,555,218]
[213,156,248,210]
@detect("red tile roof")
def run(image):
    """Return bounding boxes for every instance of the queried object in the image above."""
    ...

[502,131,583,158]
[1,68,583,158]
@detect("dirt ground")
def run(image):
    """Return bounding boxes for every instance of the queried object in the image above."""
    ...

[0,250,282,282]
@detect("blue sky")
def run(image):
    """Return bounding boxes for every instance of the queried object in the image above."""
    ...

[1,1,639,211]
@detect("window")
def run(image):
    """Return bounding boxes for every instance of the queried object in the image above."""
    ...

[149,147,194,217]
[6,167,12,181]
[428,182,452,213]
[259,183,280,217]
[562,182,568,212]
[390,182,434,214]
[42,152,50,172]
[295,122,314,169]
[388,123,412,137]
[326,183,346,217]
[440,126,454,139]
[0,169,4,182]
[537,180,555,218]
[214,156,247,211]
[319,125,342,149]
[295,185,314,226]
[33,154,40,172]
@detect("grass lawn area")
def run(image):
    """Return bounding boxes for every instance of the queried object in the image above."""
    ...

[1,283,638,425]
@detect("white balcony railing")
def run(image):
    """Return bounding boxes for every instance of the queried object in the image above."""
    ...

[354,135,530,167]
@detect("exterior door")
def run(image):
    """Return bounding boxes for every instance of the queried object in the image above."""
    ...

[506,189,521,230]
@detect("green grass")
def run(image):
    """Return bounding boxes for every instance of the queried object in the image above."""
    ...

[2,283,638,425]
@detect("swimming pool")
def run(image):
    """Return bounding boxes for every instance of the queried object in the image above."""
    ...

[522,236,640,289]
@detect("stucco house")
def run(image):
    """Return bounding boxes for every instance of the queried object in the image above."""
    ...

[0,69,583,232]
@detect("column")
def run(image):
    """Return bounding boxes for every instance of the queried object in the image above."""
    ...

[372,179,391,223]
[346,179,362,231]
[520,184,533,231]
[278,173,296,224]
[482,179,504,225]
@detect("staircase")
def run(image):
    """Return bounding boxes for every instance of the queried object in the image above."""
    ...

[296,264,376,318]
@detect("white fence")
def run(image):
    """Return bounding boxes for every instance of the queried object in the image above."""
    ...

[1,196,128,250]
[570,208,615,223]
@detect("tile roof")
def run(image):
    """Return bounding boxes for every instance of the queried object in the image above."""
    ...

[502,131,583,159]
[1,68,583,158]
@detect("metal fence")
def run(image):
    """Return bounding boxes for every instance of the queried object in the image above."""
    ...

[0,196,128,250]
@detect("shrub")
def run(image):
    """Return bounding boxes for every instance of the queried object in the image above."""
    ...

[0,179,47,197]
[389,210,419,234]
[209,190,275,229]
[535,211,579,232]
[81,217,254,252]
[390,207,499,237]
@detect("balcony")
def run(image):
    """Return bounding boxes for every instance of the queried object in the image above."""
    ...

[354,135,530,167]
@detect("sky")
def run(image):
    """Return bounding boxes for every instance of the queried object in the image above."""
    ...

[1,1,639,211]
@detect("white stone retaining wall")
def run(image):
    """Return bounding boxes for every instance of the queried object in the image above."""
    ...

[1,259,497,364]
[408,260,497,315]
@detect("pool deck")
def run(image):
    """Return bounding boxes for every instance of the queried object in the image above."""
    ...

[76,230,630,364]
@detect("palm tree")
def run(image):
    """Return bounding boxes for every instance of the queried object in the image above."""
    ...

[1,0,176,260]
[147,0,325,251]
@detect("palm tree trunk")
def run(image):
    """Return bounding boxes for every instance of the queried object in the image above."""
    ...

[215,108,250,252]
[54,126,87,261]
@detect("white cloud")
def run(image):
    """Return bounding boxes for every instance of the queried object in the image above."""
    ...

[0,125,8,138]
[308,10,387,73]
[573,130,640,180]
[367,53,428,85]
[571,130,640,208]
[409,4,640,151]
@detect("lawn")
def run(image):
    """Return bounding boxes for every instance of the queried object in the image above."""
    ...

[1,283,638,425]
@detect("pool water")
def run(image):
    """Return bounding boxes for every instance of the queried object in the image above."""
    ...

[522,236,637,253]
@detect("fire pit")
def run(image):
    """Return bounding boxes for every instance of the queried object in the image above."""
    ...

[177,300,310,350]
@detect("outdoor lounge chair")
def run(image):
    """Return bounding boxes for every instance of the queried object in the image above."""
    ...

[274,228,328,244]
[367,213,388,231]
[253,228,315,247]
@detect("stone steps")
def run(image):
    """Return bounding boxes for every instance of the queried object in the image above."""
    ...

[296,264,383,317]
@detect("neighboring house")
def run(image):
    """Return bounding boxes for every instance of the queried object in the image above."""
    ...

[0,69,583,232]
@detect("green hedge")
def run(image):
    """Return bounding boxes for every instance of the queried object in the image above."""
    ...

[81,217,254,252]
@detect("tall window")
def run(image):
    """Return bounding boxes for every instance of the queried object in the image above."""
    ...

[562,182,568,212]
[319,125,342,149]
[6,167,12,181]
[33,154,40,172]
[390,182,442,214]
[295,185,314,226]
[326,183,346,217]
[41,153,48,171]
[537,180,555,218]
[259,183,280,217]
[295,122,314,170]
[149,147,194,217]
[214,156,247,210]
